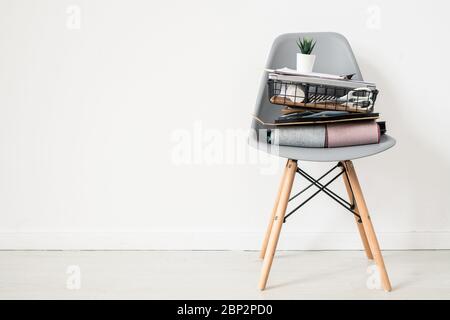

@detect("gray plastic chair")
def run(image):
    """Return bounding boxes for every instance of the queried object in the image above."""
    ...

[252,32,394,291]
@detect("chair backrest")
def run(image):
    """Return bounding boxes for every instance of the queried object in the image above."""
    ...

[253,32,363,130]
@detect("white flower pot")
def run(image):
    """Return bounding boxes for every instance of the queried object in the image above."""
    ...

[296,53,316,73]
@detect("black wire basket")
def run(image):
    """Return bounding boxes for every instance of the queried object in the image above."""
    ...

[268,78,378,113]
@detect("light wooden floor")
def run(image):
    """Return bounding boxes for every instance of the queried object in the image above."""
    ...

[0,250,449,299]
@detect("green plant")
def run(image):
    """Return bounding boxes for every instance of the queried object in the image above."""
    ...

[296,37,316,55]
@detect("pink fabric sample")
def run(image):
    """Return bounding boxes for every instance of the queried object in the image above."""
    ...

[326,121,380,148]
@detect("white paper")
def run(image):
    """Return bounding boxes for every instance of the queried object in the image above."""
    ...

[265,67,345,80]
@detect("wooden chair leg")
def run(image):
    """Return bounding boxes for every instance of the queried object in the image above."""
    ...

[343,160,392,292]
[258,159,297,290]
[341,162,373,260]
[259,162,289,259]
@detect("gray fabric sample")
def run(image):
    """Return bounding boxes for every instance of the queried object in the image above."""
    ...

[249,134,396,162]
[272,126,326,148]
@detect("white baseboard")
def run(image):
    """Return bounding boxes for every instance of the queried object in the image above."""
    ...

[0,231,450,250]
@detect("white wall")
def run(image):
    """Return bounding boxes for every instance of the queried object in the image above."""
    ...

[1,0,450,250]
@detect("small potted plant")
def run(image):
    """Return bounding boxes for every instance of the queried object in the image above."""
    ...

[296,37,316,73]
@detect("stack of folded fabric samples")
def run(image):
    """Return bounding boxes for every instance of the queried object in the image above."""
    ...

[269,119,383,148]
[266,69,385,148]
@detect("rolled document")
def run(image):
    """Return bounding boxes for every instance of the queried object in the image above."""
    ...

[277,83,305,104]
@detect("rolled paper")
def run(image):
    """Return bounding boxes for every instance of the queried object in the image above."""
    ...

[278,83,305,103]
[326,120,380,148]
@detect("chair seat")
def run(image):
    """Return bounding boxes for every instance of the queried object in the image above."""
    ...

[249,134,396,162]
